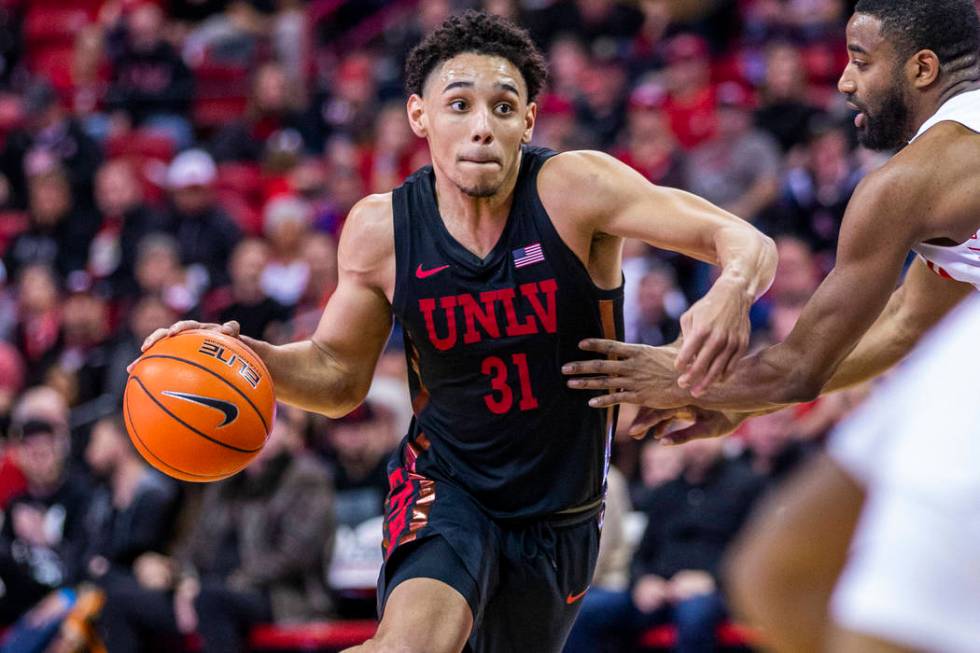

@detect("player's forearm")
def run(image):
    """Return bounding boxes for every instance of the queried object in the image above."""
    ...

[242,337,367,417]
[685,343,823,411]
[712,224,777,302]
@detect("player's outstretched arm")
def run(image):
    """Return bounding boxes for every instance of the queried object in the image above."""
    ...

[139,195,395,418]
[565,162,926,411]
[543,150,777,391]
[820,255,973,393]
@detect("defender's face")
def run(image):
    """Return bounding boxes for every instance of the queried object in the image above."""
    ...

[838,13,914,150]
[409,53,536,198]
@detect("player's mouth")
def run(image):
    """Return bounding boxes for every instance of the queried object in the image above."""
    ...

[846,101,867,128]
[459,155,501,166]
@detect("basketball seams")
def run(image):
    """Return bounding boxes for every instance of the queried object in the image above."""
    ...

[124,384,234,481]
[130,374,263,454]
[138,353,271,434]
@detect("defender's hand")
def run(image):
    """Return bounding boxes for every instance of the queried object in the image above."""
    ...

[128,320,242,373]
[563,340,689,409]
[628,406,747,445]
[675,280,751,396]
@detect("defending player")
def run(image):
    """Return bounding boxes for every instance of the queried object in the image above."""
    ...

[138,12,776,653]
[563,0,980,441]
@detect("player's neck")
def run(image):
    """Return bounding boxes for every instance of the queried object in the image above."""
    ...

[431,156,521,255]
[914,79,980,132]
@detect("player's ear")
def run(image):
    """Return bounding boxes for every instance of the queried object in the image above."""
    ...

[407,94,428,138]
[909,49,941,89]
[521,101,537,144]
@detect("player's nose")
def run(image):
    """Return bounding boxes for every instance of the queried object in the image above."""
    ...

[470,108,494,144]
[837,70,856,95]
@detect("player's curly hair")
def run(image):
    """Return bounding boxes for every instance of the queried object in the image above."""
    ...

[404,10,548,102]
[855,0,980,73]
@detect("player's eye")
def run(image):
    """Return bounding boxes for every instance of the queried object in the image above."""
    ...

[450,99,468,111]
[495,103,514,115]
[853,60,868,70]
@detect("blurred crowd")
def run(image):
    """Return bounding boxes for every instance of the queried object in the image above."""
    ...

[0,0,926,650]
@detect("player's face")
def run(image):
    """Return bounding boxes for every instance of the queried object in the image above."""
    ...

[409,53,536,198]
[838,13,914,151]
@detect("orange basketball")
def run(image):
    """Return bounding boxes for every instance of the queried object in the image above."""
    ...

[123,329,276,482]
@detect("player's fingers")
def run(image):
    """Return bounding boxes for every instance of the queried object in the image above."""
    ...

[167,320,204,336]
[722,332,750,379]
[587,391,635,408]
[141,328,171,352]
[562,359,625,376]
[678,332,727,389]
[657,420,718,446]
[691,342,737,396]
[221,321,241,337]
[628,408,679,438]
[567,376,632,391]
[577,339,635,357]
[675,325,708,373]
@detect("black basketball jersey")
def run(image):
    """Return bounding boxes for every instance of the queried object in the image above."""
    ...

[391,146,624,520]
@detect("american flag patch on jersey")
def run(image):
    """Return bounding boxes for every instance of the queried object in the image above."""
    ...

[513,243,545,268]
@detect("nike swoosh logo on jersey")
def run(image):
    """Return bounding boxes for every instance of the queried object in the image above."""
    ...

[161,391,239,426]
[416,264,450,279]
[565,586,590,604]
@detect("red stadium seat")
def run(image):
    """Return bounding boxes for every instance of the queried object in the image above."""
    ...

[637,622,762,649]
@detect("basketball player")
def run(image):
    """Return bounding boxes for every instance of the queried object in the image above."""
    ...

[728,296,980,653]
[563,0,980,442]
[137,12,777,653]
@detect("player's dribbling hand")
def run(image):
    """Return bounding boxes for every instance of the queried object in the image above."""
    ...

[674,280,752,396]
[127,320,241,373]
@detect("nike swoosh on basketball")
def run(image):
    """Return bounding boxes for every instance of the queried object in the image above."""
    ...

[416,263,450,279]
[161,391,239,427]
[565,587,590,604]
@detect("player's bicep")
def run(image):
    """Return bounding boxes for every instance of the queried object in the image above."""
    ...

[898,256,974,331]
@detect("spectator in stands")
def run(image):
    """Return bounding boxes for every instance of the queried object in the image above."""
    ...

[319,398,395,529]
[133,233,204,317]
[3,169,97,282]
[527,0,644,49]
[88,159,166,300]
[103,295,179,403]
[0,80,103,211]
[106,2,195,148]
[284,232,337,341]
[615,84,686,188]
[56,284,112,414]
[315,52,379,142]
[737,407,817,490]
[161,149,242,290]
[627,262,684,347]
[360,102,421,194]
[0,345,27,509]
[534,93,597,152]
[754,41,822,152]
[0,418,92,626]
[662,34,717,150]
[13,264,63,388]
[71,25,112,142]
[211,62,318,164]
[206,238,292,341]
[630,438,683,510]
[685,82,781,223]
[260,195,312,307]
[765,118,862,256]
[98,405,335,653]
[566,438,764,653]
[546,35,589,100]
[573,55,629,149]
[78,413,179,589]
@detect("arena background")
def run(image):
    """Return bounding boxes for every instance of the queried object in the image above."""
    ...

[1,0,972,651]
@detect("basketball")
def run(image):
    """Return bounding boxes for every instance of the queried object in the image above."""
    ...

[123,329,276,482]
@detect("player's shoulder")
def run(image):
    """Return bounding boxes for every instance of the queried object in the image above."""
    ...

[538,150,633,215]
[337,193,394,272]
